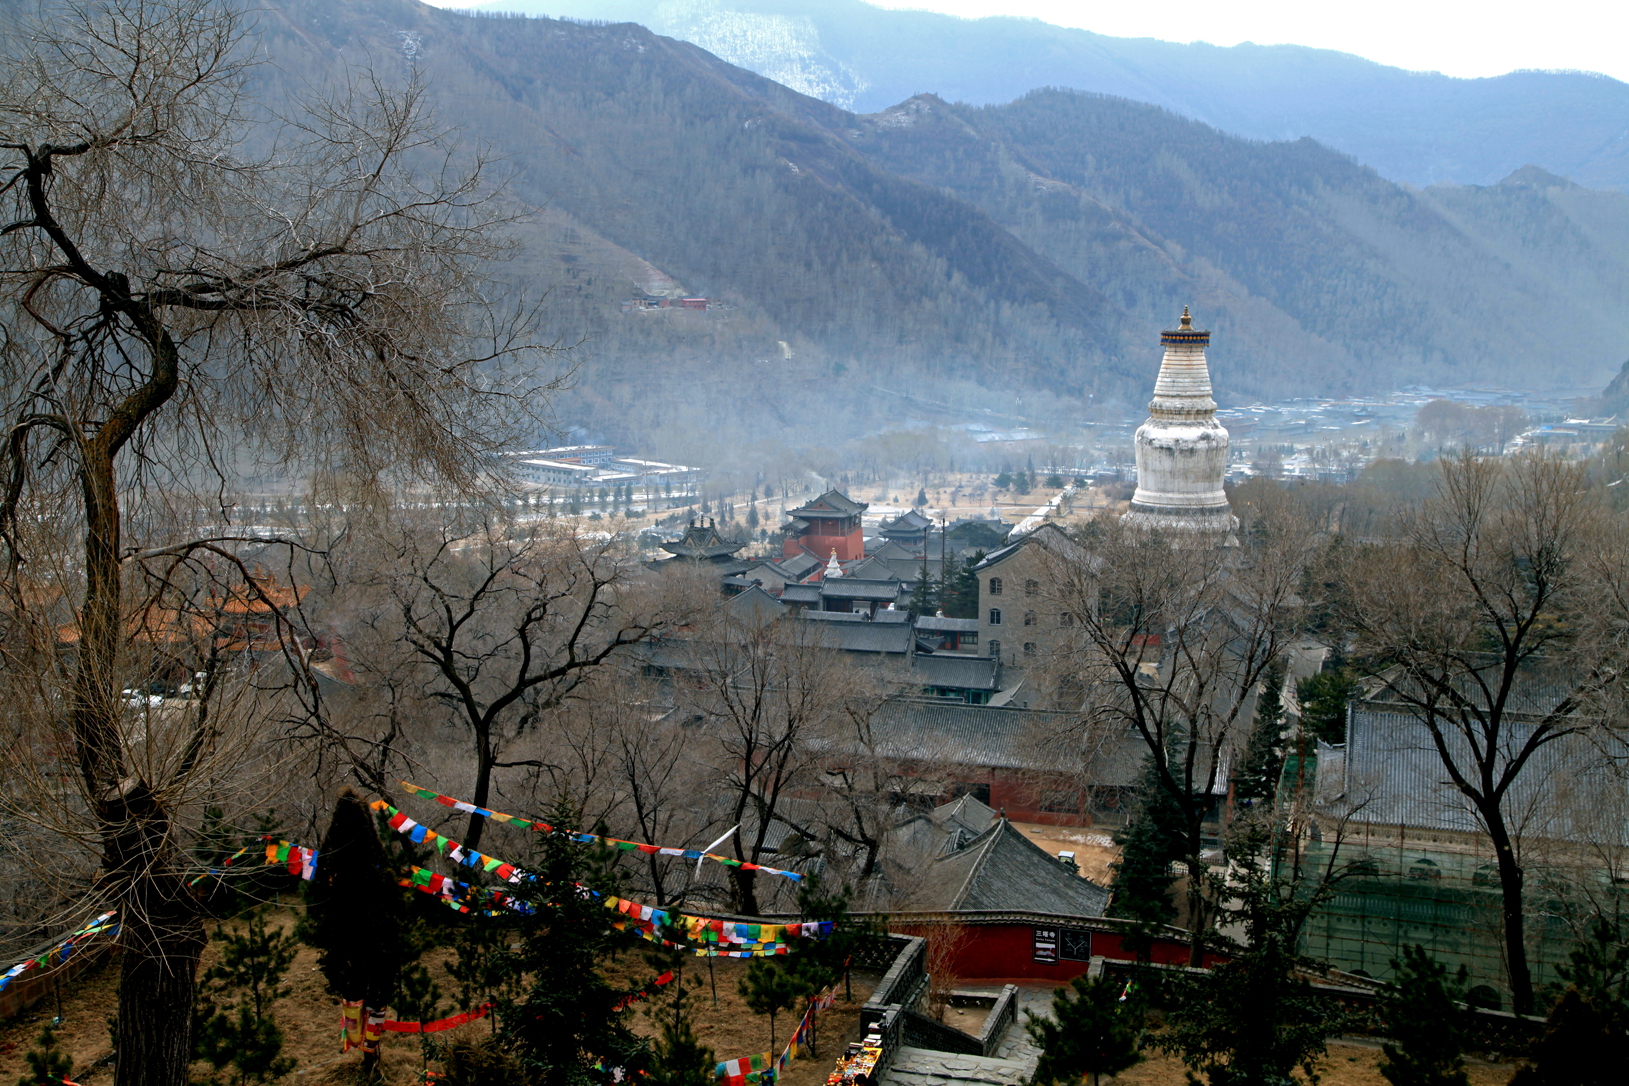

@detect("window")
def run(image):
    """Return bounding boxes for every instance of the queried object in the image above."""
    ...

[988,608,1002,625]
[1023,642,1037,656]
[988,639,1001,660]
[1025,578,1039,597]
[1023,611,1037,626]
[988,577,1003,596]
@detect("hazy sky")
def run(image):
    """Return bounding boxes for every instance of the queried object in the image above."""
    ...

[863,1,1626,82]
[431,1,1629,84]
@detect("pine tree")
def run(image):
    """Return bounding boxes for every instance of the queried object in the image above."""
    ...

[194,909,299,1085]
[395,962,449,1074]
[304,790,406,1066]
[908,560,938,618]
[914,487,927,507]
[1510,988,1614,1086]
[1237,664,1286,807]
[649,1013,715,1086]
[738,958,812,1054]
[1026,974,1142,1086]
[495,800,649,1086]
[1377,945,1470,1086]
[18,1026,72,1086]
[1107,756,1186,946]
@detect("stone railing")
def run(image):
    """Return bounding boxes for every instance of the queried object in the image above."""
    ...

[978,985,1020,1058]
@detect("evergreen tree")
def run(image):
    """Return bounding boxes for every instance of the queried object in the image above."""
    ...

[1045,473,1066,488]
[1107,756,1186,948]
[1510,918,1629,1086]
[194,909,299,1085]
[938,551,985,620]
[649,1013,715,1086]
[1510,988,1614,1086]
[908,560,938,618]
[1161,909,1343,1085]
[495,800,649,1086]
[914,487,928,507]
[993,472,1012,490]
[1377,945,1470,1086]
[738,957,814,1053]
[395,962,449,1074]
[17,1027,72,1086]
[1296,668,1358,744]
[305,789,406,1068]
[1237,665,1286,807]
[1025,974,1142,1086]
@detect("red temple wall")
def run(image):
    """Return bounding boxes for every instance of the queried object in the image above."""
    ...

[785,528,865,562]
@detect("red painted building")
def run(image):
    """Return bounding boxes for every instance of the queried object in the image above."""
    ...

[782,490,868,562]
[890,913,1226,985]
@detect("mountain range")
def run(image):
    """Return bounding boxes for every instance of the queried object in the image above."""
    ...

[165,1,1629,452]
[501,0,1629,192]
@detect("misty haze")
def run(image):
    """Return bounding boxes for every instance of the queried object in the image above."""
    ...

[0,3,1626,1086]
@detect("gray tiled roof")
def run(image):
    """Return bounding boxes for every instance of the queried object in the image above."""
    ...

[777,552,823,579]
[1341,708,1629,839]
[912,653,1000,691]
[883,509,934,532]
[788,490,868,517]
[911,819,1109,918]
[822,578,908,602]
[858,699,1149,787]
[916,615,979,632]
[806,621,915,655]
[779,583,822,604]
[845,556,901,581]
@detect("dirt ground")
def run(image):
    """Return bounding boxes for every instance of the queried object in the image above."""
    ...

[1113,1041,1519,1085]
[1009,821,1119,885]
[0,904,878,1086]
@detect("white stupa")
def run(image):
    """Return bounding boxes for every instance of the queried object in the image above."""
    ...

[1121,307,1238,535]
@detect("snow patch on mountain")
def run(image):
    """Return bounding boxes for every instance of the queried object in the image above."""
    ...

[651,1,867,109]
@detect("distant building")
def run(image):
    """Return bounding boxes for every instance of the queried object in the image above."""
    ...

[973,523,1081,669]
[1122,308,1238,534]
[653,518,751,575]
[500,443,703,492]
[782,490,868,561]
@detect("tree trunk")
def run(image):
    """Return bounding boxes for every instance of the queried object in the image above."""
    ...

[104,785,207,1086]
[1186,856,1207,967]
[733,868,759,917]
[465,729,494,852]
[1487,822,1533,1015]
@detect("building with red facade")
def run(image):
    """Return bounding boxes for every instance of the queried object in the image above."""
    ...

[782,489,868,561]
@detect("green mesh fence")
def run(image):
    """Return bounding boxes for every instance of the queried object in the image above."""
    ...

[1289,837,1618,1009]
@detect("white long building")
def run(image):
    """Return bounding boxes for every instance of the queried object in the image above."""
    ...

[1121,308,1239,534]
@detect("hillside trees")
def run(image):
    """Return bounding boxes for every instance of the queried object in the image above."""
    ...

[0,2,554,1083]
[1337,453,1629,1015]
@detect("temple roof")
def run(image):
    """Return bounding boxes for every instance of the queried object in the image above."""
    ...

[660,518,747,559]
[787,490,868,518]
[881,509,933,533]
[909,819,1108,917]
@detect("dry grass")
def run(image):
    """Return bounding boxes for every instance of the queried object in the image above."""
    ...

[1113,1041,1519,1085]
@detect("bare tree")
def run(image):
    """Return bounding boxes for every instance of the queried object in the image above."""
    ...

[1043,490,1316,964]
[682,611,851,915]
[0,2,554,1082]
[1337,452,1629,1015]
[388,517,678,852]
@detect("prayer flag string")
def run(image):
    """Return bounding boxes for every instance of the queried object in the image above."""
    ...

[0,911,119,994]
[397,781,804,882]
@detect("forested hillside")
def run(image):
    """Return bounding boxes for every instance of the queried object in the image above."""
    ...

[516,0,1629,191]
[212,1,1629,447]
